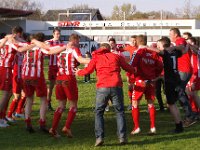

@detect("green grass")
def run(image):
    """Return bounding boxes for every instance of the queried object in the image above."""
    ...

[1,61,200,150]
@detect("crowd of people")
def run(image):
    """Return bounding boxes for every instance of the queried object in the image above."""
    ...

[0,26,200,146]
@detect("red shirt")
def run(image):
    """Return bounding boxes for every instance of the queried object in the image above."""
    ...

[0,41,17,68]
[175,37,192,73]
[190,52,200,83]
[124,45,138,58]
[45,39,64,67]
[78,48,135,88]
[57,47,81,77]
[21,45,46,80]
[129,47,163,81]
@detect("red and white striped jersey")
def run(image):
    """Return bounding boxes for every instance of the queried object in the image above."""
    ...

[21,45,46,80]
[0,41,17,68]
[190,51,200,83]
[45,39,64,66]
[57,47,81,76]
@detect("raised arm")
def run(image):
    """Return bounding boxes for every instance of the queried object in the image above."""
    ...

[76,56,90,64]
[0,37,8,48]
[16,44,35,52]
[31,39,50,50]
[48,46,67,54]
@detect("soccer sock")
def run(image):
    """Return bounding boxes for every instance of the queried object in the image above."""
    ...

[128,90,132,103]
[25,117,32,127]
[7,99,18,118]
[175,121,183,130]
[52,107,64,130]
[189,95,198,112]
[0,111,4,119]
[131,107,140,130]
[16,97,26,114]
[65,107,77,129]
[2,100,9,118]
[148,104,156,128]
[39,119,46,127]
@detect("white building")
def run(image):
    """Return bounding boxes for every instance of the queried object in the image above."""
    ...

[1,19,200,54]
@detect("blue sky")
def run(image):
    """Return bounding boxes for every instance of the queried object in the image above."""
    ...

[36,0,200,16]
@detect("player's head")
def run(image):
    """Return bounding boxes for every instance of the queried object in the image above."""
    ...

[69,34,80,47]
[157,36,171,51]
[182,32,192,40]
[130,35,137,46]
[187,37,196,45]
[108,38,116,49]
[169,28,181,42]
[12,26,23,38]
[33,32,45,42]
[136,35,147,46]
[100,43,111,50]
[53,27,61,40]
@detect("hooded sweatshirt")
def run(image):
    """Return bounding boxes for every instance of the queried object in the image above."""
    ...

[77,48,135,88]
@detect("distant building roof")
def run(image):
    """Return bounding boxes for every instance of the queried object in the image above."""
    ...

[0,7,33,18]
[44,8,104,21]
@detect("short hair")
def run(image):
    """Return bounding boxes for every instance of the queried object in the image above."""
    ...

[53,27,61,33]
[183,32,192,38]
[170,28,181,37]
[33,32,45,42]
[69,34,80,42]
[188,37,196,45]
[108,38,116,43]
[131,35,137,39]
[136,35,147,46]
[100,43,111,50]
[158,36,171,48]
[12,26,23,34]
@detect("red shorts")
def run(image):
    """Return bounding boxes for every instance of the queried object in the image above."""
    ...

[55,75,78,101]
[23,76,47,97]
[12,65,23,94]
[0,67,12,91]
[132,80,155,101]
[187,80,200,91]
[48,66,58,81]
[195,81,200,90]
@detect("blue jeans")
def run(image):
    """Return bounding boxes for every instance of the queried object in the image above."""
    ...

[178,71,194,119]
[95,87,126,140]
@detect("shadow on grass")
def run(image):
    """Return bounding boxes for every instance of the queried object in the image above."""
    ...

[1,106,200,150]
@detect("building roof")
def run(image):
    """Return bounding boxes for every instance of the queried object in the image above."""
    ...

[0,7,33,18]
[44,8,104,21]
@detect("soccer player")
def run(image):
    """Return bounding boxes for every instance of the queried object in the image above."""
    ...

[0,26,24,127]
[186,37,200,113]
[14,33,50,133]
[128,35,163,135]
[169,28,196,127]
[45,27,64,111]
[75,43,135,146]
[32,34,90,138]
[155,37,184,133]
[123,35,138,111]
[6,28,27,122]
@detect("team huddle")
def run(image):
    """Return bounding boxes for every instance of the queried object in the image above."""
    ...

[0,26,200,146]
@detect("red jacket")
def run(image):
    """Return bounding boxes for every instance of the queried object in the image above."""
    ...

[176,37,192,73]
[77,48,135,88]
[128,47,163,81]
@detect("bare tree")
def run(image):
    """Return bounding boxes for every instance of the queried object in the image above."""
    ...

[0,0,42,10]
[0,0,43,20]
[71,4,92,10]
[111,3,136,20]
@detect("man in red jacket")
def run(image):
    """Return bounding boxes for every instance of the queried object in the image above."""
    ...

[75,43,135,146]
[128,35,163,135]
